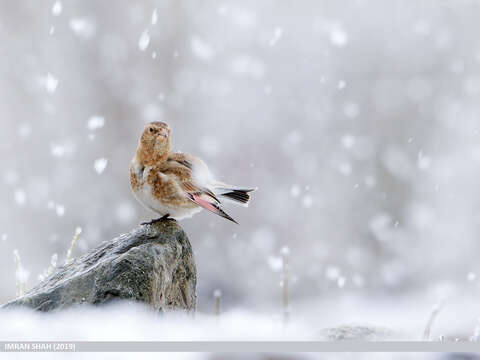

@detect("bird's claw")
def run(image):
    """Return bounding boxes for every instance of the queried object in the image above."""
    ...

[141,214,175,226]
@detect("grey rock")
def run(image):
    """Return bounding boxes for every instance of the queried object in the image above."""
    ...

[1,219,196,312]
[318,324,399,341]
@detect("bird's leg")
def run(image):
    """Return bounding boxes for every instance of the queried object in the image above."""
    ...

[141,214,173,225]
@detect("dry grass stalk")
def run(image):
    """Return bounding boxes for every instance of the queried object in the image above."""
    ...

[423,299,446,340]
[65,227,82,264]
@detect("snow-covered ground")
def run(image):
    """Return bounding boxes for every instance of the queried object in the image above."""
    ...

[2,287,480,342]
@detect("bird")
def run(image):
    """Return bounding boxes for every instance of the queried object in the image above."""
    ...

[130,121,256,224]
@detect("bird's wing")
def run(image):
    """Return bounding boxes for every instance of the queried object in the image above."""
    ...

[162,154,238,223]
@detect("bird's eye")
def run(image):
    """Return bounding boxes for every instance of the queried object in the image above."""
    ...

[149,127,154,133]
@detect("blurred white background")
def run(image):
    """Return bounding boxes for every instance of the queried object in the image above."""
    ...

[2,0,480,337]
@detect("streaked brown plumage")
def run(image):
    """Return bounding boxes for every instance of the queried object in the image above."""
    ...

[130,122,256,223]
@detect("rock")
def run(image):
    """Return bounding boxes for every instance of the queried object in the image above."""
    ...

[318,324,399,341]
[1,219,196,312]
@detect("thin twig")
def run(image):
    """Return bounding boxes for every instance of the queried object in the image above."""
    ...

[213,289,222,320]
[281,246,290,324]
[423,299,446,340]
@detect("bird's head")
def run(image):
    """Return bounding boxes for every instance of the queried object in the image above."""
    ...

[137,121,171,164]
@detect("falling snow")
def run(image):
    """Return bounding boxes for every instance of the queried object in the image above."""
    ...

[40,73,58,93]
[138,29,150,51]
[14,189,26,205]
[87,115,105,131]
[18,123,32,139]
[94,158,108,174]
[280,246,290,256]
[341,134,356,149]
[343,102,360,118]
[151,9,158,25]
[329,26,348,47]
[268,255,283,272]
[302,195,313,208]
[55,204,65,217]
[191,35,215,60]
[51,1,62,16]
[69,18,96,38]
[268,27,283,46]
[290,184,301,198]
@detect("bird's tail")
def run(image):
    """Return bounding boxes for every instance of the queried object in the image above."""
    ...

[214,185,257,207]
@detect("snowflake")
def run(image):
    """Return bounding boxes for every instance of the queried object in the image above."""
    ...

[51,1,62,16]
[151,9,158,25]
[94,158,108,174]
[138,30,150,51]
[87,115,105,131]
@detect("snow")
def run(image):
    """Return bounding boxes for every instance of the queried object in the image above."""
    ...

[40,73,58,93]
[55,204,65,217]
[50,144,64,157]
[337,162,352,176]
[13,249,30,288]
[417,149,432,170]
[18,123,32,139]
[268,27,283,46]
[14,189,26,205]
[341,134,355,149]
[93,158,108,175]
[50,142,74,158]
[280,245,291,256]
[51,1,62,16]
[290,184,301,198]
[325,266,341,281]
[87,115,105,131]
[151,9,158,25]
[69,18,96,38]
[138,29,150,51]
[369,212,393,242]
[382,147,413,180]
[302,195,313,208]
[343,102,360,118]
[329,26,348,47]
[191,36,215,61]
[230,55,265,78]
[0,304,320,342]
[268,255,283,271]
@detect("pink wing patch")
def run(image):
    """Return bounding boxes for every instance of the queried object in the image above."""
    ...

[190,194,238,224]
[191,194,219,213]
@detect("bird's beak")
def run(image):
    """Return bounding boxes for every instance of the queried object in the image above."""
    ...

[159,129,169,139]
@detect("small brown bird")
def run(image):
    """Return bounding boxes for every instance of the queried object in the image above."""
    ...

[130,122,256,224]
